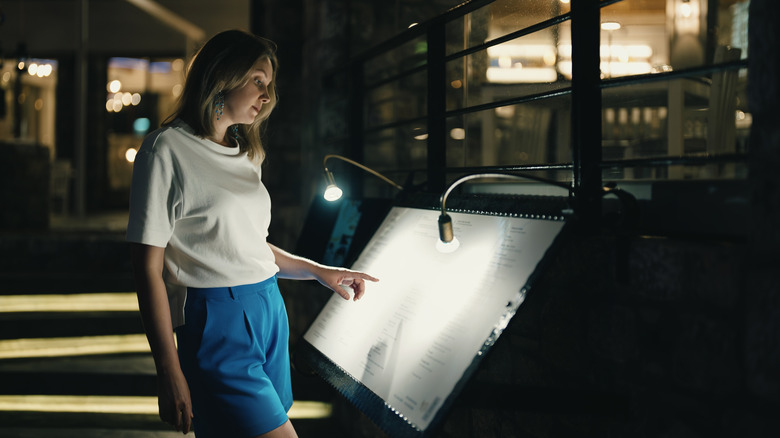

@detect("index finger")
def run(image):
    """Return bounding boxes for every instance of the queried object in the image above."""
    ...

[354,272,379,283]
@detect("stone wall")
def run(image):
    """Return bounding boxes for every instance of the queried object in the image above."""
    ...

[745,0,780,413]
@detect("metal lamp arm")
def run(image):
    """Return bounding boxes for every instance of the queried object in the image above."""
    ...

[440,172,571,215]
[323,154,404,191]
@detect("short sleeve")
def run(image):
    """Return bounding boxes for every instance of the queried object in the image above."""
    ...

[126,134,181,247]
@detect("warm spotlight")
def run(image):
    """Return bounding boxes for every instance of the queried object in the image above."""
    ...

[108,80,122,93]
[125,148,138,163]
[324,170,344,201]
[321,154,403,202]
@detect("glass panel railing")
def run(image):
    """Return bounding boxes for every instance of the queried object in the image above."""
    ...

[597,0,750,181]
[598,0,749,79]
[601,65,749,180]
[363,124,428,173]
[363,35,427,87]
[445,93,572,169]
[446,23,570,112]
[365,69,427,129]
[350,0,465,55]
[445,0,570,55]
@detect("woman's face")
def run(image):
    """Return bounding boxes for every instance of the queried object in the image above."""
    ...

[223,57,274,125]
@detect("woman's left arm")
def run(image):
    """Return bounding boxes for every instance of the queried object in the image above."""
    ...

[268,243,379,301]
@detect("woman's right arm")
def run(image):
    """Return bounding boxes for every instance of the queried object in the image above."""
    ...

[130,242,193,434]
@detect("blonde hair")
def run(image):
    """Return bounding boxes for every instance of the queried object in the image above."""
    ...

[164,29,279,163]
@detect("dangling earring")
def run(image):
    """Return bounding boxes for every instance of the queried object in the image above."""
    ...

[215,92,225,120]
[231,125,240,142]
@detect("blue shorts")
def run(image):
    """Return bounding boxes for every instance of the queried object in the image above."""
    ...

[176,276,293,438]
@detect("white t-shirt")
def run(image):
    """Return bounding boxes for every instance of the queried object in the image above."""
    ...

[126,119,279,327]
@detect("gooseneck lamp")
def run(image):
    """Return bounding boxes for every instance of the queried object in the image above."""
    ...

[322,154,404,201]
[438,173,572,245]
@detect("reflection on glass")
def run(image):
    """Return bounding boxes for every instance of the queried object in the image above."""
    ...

[602,67,749,180]
[592,1,668,79]
[446,24,569,112]
[445,0,570,55]
[486,41,558,83]
[446,94,572,169]
[596,0,749,78]
[349,0,463,55]
[364,125,427,179]
[364,36,427,86]
[365,70,427,128]
[593,0,751,180]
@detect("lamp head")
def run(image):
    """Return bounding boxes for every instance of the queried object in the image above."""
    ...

[438,213,454,243]
[323,170,343,201]
[435,213,460,253]
[321,154,404,202]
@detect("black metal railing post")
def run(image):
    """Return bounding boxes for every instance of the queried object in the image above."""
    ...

[571,0,603,230]
[347,60,366,198]
[427,21,448,194]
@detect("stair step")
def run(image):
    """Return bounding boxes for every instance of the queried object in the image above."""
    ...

[0,354,156,396]
[0,273,135,295]
[0,412,177,436]
[0,412,344,437]
[0,354,155,376]
[0,312,143,340]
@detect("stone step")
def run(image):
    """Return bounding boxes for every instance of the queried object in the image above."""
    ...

[0,273,135,295]
[0,355,157,396]
[0,311,143,340]
[0,412,345,437]
[0,412,179,437]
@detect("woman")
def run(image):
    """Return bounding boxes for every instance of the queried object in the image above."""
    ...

[127,29,377,438]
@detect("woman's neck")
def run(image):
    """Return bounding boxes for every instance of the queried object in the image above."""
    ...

[209,121,232,147]
[208,134,232,147]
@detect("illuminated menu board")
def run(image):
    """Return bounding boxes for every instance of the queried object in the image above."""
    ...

[301,206,566,436]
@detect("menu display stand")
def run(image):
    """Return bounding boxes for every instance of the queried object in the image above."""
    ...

[297,199,570,437]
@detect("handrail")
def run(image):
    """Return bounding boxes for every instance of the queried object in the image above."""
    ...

[350,0,497,63]
[599,60,749,89]
[444,13,572,62]
[347,150,749,181]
